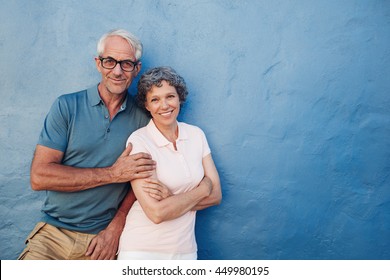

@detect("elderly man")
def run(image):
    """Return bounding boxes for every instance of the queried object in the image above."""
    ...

[18,29,162,260]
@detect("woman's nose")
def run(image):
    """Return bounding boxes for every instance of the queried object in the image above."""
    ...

[161,99,169,108]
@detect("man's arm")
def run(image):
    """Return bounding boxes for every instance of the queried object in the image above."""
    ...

[30,143,155,192]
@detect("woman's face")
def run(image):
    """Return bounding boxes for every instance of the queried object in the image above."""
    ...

[145,80,180,128]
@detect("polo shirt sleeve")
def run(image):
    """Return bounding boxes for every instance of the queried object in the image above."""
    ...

[37,97,69,152]
[126,132,150,155]
[198,127,211,158]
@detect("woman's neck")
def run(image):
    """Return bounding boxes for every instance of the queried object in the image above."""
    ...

[153,119,178,143]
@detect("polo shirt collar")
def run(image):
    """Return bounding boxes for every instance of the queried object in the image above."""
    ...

[146,119,188,147]
[87,84,128,110]
[87,84,102,106]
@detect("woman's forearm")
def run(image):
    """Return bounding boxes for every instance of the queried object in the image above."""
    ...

[135,179,212,224]
[191,176,222,211]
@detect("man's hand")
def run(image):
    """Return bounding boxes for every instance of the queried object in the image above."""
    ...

[142,178,173,200]
[85,205,131,260]
[85,227,120,260]
[111,143,156,183]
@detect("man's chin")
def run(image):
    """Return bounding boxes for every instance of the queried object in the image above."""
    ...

[107,85,128,95]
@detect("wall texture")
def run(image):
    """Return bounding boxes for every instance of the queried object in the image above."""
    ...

[1,0,389,260]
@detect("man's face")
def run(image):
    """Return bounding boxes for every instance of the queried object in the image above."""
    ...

[95,36,141,97]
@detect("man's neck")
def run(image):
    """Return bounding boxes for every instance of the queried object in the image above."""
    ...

[98,85,127,119]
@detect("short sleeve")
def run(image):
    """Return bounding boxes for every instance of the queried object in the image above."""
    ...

[126,131,150,155]
[199,127,211,158]
[37,97,69,152]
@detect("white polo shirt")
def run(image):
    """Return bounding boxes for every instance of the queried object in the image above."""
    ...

[119,119,211,254]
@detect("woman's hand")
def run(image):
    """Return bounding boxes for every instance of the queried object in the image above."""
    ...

[142,178,173,201]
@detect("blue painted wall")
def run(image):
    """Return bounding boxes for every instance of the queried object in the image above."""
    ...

[1,0,389,260]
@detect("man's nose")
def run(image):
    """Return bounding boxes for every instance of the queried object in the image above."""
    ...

[112,63,123,75]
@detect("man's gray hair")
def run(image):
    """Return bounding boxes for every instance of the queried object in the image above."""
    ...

[97,29,143,61]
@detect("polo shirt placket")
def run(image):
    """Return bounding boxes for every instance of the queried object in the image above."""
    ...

[175,141,191,179]
[101,101,127,140]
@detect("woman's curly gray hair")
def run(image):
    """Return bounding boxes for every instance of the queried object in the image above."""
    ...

[136,66,188,111]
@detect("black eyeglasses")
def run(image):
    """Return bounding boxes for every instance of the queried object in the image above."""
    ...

[99,56,138,72]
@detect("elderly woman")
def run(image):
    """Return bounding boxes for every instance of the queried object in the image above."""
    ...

[117,67,222,260]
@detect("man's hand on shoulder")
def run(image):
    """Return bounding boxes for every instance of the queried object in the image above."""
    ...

[110,143,156,182]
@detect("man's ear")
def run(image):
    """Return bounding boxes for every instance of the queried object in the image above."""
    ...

[134,61,142,76]
[95,57,102,73]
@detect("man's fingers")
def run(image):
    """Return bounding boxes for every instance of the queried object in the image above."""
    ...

[96,246,116,260]
[131,152,153,161]
[133,171,154,180]
[91,244,105,260]
[85,238,97,256]
[136,158,156,167]
[120,144,154,161]
[135,164,156,174]
[90,249,99,260]
[120,142,133,157]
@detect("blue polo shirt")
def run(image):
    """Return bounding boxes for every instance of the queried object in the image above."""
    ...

[38,84,150,234]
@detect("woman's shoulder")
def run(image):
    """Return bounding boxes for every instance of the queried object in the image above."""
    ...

[178,121,204,133]
[178,122,208,141]
[129,125,149,139]
[126,126,152,153]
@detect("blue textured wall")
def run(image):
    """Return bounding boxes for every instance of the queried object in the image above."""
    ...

[1,0,389,260]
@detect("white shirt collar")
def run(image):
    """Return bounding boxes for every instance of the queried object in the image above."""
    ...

[146,119,188,147]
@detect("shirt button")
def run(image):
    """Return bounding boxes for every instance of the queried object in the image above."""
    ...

[107,128,110,133]
[105,115,109,119]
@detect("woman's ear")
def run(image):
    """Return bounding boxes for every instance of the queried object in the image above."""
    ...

[145,101,151,112]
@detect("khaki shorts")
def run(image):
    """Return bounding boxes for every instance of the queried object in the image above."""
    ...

[18,222,96,260]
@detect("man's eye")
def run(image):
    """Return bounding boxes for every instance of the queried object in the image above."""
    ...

[104,59,116,66]
[122,61,133,67]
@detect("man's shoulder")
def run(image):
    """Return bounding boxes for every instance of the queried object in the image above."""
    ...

[63,84,98,98]
[55,85,98,105]
[56,88,88,101]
